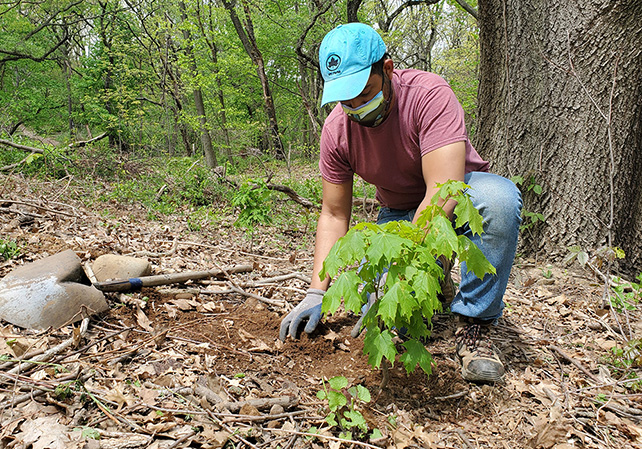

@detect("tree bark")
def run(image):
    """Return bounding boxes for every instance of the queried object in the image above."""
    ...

[178,1,217,168]
[221,0,285,160]
[347,0,362,22]
[476,0,642,277]
[195,0,233,162]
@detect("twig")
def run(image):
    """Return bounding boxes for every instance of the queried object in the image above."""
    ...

[267,183,318,209]
[7,368,86,408]
[165,429,197,449]
[0,199,77,217]
[549,345,600,383]
[0,207,45,219]
[454,428,475,449]
[211,259,286,307]
[6,318,89,377]
[433,391,467,400]
[0,138,46,154]
[216,396,298,413]
[260,427,384,449]
[0,152,36,171]
[52,326,134,364]
[202,407,261,449]
[225,282,286,307]
[68,132,107,148]
[126,238,179,257]
[219,409,313,424]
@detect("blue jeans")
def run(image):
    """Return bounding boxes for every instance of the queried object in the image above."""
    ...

[376,172,522,321]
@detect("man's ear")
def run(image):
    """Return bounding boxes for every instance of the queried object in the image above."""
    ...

[383,58,394,77]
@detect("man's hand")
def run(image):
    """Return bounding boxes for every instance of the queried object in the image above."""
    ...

[279,289,324,341]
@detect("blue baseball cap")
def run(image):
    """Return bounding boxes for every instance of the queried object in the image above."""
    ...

[319,23,386,106]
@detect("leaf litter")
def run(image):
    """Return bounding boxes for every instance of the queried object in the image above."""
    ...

[1,173,642,448]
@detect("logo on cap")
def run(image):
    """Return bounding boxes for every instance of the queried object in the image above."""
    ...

[325,54,341,73]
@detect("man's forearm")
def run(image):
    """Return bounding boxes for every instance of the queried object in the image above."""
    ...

[309,213,350,290]
[412,187,457,225]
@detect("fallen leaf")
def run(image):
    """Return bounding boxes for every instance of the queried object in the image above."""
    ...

[136,306,154,332]
[104,385,136,411]
[15,416,77,449]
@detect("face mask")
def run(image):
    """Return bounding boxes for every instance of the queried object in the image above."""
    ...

[341,76,391,127]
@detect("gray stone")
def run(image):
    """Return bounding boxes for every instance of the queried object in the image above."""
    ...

[92,255,151,282]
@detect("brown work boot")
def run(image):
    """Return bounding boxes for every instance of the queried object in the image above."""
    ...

[455,316,505,383]
[437,255,456,310]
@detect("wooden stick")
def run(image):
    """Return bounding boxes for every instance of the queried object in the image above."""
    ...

[216,396,298,413]
[260,427,385,449]
[68,132,107,148]
[6,318,89,377]
[549,345,600,383]
[0,199,77,217]
[0,138,46,153]
[93,263,253,292]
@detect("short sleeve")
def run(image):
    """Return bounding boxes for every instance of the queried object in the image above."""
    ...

[416,83,469,155]
[319,120,354,184]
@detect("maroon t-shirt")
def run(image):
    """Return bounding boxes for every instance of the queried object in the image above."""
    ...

[319,69,489,209]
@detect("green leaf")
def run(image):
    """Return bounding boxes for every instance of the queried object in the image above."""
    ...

[428,214,459,258]
[323,271,363,315]
[355,385,371,403]
[432,180,469,203]
[363,328,397,368]
[316,390,327,400]
[338,229,368,264]
[371,428,384,439]
[510,175,524,186]
[328,376,348,390]
[416,205,443,229]
[399,340,434,374]
[366,232,412,266]
[532,184,543,194]
[343,409,368,432]
[457,235,496,279]
[327,390,347,411]
[80,427,101,440]
[381,281,417,321]
[453,196,484,235]
[339,431,353,440]
[377,283,401,324]
[325,412,338,427]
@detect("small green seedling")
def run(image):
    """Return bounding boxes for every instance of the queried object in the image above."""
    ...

[316,376,380,440]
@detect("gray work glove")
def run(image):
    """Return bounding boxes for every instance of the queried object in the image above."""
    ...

[279,289,324,341]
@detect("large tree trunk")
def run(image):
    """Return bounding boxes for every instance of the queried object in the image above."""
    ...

[476,0,642,278]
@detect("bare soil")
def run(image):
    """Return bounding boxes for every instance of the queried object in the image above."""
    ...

[1,171,641,449]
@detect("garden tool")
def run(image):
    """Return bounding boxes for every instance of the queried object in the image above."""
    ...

[0,249,108,330]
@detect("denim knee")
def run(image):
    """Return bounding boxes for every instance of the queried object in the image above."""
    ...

[464,172,522,236]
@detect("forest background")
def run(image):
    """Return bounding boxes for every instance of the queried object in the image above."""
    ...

[1,0,641,279]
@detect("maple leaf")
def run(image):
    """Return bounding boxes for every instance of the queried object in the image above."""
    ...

[400,339,434,374]
[427,214,458,258]
[457,235,496,279]
[363,328,397,368]
[453,195,484,235]
[366,232,412,266]
[323,271,363,315]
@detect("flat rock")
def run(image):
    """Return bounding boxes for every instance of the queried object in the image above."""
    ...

[93,255,151,281]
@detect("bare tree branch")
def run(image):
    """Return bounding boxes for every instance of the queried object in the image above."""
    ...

[452,0,479,21]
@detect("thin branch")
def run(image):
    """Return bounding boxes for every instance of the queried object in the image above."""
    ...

[452,0,478,20]
[0,139,46,154]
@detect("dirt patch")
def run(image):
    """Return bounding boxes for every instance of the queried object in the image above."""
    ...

[1,173,642,449]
